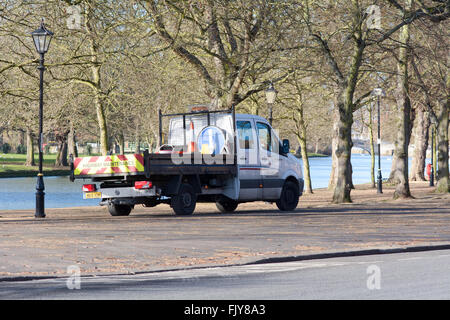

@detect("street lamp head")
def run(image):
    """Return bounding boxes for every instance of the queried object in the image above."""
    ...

[31,19,54,55]
[265,82,277,104]
[372,88,386,97]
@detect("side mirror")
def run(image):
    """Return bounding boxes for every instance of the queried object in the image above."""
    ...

[282,139,290,154]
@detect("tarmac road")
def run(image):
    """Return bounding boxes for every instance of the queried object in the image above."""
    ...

[2,249,450,300]
[1,180,450,305]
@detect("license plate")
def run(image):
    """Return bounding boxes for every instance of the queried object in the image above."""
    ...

[84,192,102,199]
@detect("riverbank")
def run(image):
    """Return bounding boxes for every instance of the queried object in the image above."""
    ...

[0,181,448,279]
[298,152,329,158]
[0,165,70,178]
[0,153,72,178]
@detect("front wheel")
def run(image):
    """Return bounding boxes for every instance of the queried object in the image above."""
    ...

[276,181,299,211]
[108,203,132,216]
[171,183,197,215]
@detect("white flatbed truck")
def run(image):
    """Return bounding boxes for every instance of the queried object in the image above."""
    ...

[70,106,304,216]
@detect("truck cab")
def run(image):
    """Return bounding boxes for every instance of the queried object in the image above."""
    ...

[72,107,304,216]
[233,113,303,203]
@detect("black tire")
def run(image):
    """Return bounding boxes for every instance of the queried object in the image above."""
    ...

[171,183,197,215]
[276,180,299,211]
[216,198,238,213]
[108,203,132,216]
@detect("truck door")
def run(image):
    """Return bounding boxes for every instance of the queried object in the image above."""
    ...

[256,122,285,200]
[237,120,262,200]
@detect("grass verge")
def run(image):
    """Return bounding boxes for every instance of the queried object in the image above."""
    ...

[0,153,68,178]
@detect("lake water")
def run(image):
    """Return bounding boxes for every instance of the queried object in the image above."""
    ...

[307,154,403,189]
[0,154,409,210]
[0,176,99,210]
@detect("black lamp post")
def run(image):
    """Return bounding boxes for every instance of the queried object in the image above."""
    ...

[265,83,277,125]
[372,88,385,194]
[31,19,53,218]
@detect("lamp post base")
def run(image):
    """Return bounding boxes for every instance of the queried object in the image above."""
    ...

[35,174,45,218]
[377,171,383,194]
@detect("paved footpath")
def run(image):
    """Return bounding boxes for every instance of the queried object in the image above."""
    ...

[0,181,449,279]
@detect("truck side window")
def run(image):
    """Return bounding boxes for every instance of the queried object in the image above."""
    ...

[257,122,282,154]
[237,121,254,149]
[256,122,272,152]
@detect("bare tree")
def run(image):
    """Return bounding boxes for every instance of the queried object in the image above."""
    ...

[140,0,294,110]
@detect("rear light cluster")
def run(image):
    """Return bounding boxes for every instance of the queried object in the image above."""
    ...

[134,181,153,189]
[82,184,96,192]
[83,182,153,192]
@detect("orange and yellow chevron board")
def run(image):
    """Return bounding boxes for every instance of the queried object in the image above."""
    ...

[73,154,145,176]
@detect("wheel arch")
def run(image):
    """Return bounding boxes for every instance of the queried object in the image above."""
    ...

[165,174,202,195]
[285,175,300,188]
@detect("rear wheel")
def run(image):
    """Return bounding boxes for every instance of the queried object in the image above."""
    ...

[276,180,299,211]
[108,203,132,216]
[216,198,238,213]
[171,183,197,215]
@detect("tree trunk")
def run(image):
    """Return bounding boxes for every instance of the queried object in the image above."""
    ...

[86,5,109,156]
[295,115,313,193]
[93,77,109,156]
[68,122,78,158]
[146,133,157,153]
[25,127,35,167]
[388,153,399,183]
[18,130,25,147]
[435,100,449,193]
[299,139,313,194]
[315,140,320,154]
[55,134,69,167]
[309,0,365,202]
[410,108,429,181]
[392,6,413,199]
[113,133,125,155]
[135,124,141,154]
[328,110,338,189]
[293,89,313,194]
[329,96,357,196]
[331,32,364,203]
[433,127,437,180]
[119,132,125,155]
[391,99,413,199]
[332,89,354,203]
